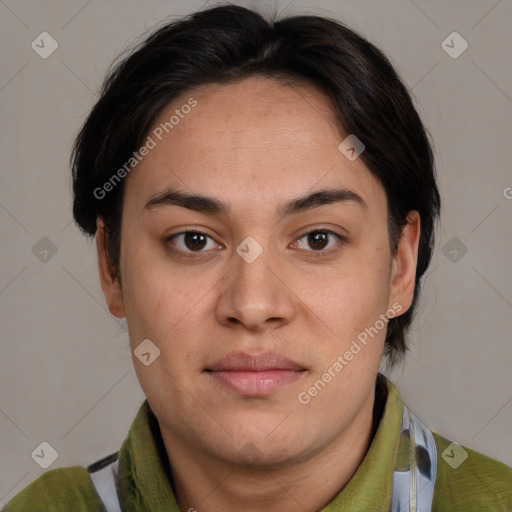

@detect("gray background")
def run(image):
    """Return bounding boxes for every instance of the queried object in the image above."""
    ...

[1,0,511,505]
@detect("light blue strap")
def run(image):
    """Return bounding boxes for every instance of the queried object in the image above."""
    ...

[390,403,437,512]
[89,458,122,512]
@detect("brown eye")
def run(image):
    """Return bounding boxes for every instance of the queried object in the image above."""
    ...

[183,232,208,251]
[295,230,345,253]
[307,231,329,250]
[166,231,218,254]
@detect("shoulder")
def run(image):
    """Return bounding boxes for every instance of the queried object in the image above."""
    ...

[2,466,106,512]
[432,432,512,511]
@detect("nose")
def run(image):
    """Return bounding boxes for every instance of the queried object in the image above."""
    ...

[215,239,296,333]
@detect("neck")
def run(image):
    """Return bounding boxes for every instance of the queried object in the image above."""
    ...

[157,379,385,512]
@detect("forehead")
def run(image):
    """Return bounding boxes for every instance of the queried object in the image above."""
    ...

[124,76,386,216]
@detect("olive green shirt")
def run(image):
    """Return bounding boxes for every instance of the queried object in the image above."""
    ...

[4,378,511,511]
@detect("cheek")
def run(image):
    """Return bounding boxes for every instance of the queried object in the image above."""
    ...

[121,246,211,360]
[302,248,391,339]
[297,256,390,410]
[120,238,174,333]
[124,270,192,333]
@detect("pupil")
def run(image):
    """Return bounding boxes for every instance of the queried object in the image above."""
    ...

[185,232,207,251]
[309,231,327,250]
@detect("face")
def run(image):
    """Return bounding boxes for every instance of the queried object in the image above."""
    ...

[97,76,419,468]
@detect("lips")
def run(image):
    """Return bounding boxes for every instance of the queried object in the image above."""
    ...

[205,352,307,396]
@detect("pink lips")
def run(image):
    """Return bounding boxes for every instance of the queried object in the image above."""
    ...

[206,352,307,396]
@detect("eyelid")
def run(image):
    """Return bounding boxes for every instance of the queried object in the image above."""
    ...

[294,224,348,241]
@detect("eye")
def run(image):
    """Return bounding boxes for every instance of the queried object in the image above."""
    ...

[166,231,221,254]
[165,228,346,258]
[293,229,346,253]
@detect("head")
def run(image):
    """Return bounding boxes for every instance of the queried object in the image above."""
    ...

[72,5,439,467]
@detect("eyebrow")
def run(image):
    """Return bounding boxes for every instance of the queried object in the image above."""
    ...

[144,186,366,219]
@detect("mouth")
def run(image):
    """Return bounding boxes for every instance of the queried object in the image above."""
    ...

[205,351,308,396]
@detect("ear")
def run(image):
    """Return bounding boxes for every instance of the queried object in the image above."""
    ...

[96,218,126,318]
[389,211,421,313]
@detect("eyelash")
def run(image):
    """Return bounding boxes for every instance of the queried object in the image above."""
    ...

[164,228,346,259]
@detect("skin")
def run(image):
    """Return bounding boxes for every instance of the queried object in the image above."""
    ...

[96,76,420,512]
